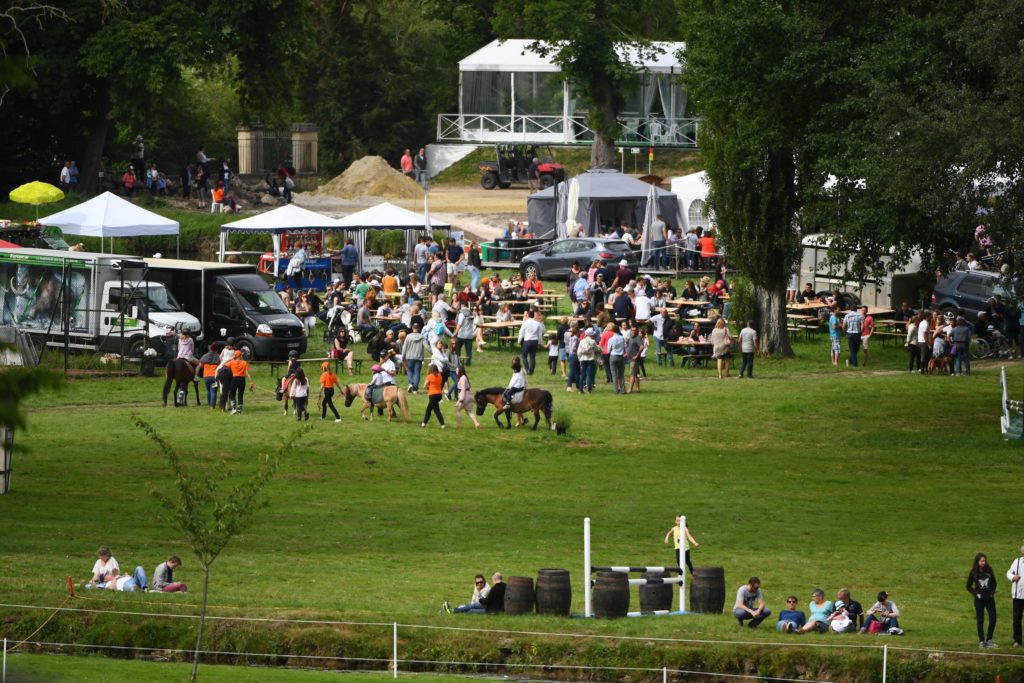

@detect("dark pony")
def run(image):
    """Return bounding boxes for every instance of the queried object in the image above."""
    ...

[163,359,200,407]
[474,387,553,431]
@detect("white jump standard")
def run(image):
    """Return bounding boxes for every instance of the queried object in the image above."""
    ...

[583,516,688,617]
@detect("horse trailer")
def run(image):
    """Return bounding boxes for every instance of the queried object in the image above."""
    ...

[0,247,200,360]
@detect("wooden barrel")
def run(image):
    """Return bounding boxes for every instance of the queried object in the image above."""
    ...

[689,566,726,614]
[639,571,673,613]
[535,568,572,616]
[504,576,536,615]
[592,571,629,618]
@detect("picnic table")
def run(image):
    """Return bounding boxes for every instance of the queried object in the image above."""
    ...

[787,301,826,312]
[668,299,707,307]
[667,339,714,368]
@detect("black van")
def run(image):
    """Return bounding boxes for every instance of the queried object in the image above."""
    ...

[144,259,306,359]
[930,270,1014,323]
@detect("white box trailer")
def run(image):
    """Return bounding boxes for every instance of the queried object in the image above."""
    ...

[0,247,200,359]
[799,235,925,309]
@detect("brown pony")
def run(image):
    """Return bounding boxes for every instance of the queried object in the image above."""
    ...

[340,383,411,423]
[474,387,553,430]
[163,358,200,407]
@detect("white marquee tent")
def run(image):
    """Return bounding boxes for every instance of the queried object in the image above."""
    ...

[38,191,179,253]
[337,202,451,273]
[219,203,347,275]
[670,172,712,231]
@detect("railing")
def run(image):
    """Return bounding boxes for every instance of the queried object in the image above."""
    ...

[436,114,700,147]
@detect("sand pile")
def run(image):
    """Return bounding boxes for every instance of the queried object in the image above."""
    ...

[314,155,424,200]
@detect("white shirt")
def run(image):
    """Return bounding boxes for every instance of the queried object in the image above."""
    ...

[380,359,397,383]
[1008,557,1024,599]
[432,299,452,318]
[92,557,120,582]
[634,294,652,320]
[651,313,665,340]
[518,317,546,343]
[917,318,930,343]
[967,259,981,271]
[60,166,71,184]
[507,370,527,390]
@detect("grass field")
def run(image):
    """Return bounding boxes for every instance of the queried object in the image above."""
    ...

[1,310,1023,680]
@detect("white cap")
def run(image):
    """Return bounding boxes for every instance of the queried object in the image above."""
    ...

[619,259,628,266]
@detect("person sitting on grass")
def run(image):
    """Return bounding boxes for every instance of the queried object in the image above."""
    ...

[798,588,833,633]
[444,574,489,613]
[733,576,771,628]
[861,591,903,635]
[153,555,188,593]
[828,587,864,633]
[777,595,807,633]
[83,545,119,589]
[449,573,506,614]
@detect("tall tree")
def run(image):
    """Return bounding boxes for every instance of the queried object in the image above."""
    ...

[679,0,871,354]
[494,0,680,169]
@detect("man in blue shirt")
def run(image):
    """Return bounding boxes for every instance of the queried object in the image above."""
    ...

[776,595,807,633]
[339,238,358,288]
[607,325,626,394]
[828,303,841,366]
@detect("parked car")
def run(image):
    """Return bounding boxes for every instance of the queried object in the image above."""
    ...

[519,238,637,281]
[930,270,1014,322]
[479,144,565,190]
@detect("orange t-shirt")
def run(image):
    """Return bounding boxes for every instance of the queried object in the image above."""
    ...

[382,275,399,293]
[425,373,443,396]
[202,362,220,378]
[699,236,716,258]
[228,359,248,377]
[320,371,337,389]
[213,187,225,203]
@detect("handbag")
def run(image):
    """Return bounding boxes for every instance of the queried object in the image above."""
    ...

[868,619,884,634]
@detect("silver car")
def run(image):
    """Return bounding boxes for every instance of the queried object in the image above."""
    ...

[519,238,637,281]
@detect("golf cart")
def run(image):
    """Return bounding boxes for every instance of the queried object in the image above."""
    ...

[479,144,565,190]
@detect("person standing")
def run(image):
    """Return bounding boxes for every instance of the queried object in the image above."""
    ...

[905,312,920,372]
[1007,544,1024,647]
[828,303,842,366]
[68,160,79,192]
[319,362,342,422]
[649,213,667,269]
[738,320,759,378]
[527,157,541,194]
[968,552,998,647]
[400,148,414,177]
[199,344,221,409]
[420,365,445,428]
[60,160,72,191]
[132,135,146,181]
[518,309,546,375]
[608,324,626,394]
[709,318,733,379]
[414,147,428,190]
[226,349,254,414]
[564,322,580,393]
[949,315,971,376]
[626,326,643,393]
[917,309,931,374]
[415,236,430,283]
[453,366,481,429]
[122,167,137,197]
[402,322,426,393]
[340,238,359,287]
[466,241,482,290]
[842,305,864,366]
[859,305,875,366]
[663,515,700,573]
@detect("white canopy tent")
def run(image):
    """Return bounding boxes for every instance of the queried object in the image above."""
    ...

[336,202,451,273]
[38,191,180,254]
[219,204,347,276]
[670,172,712,232]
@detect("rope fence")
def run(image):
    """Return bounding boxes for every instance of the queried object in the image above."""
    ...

[3,600,1023,683]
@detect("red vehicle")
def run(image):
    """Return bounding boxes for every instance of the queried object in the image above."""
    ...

[479,144,565,190]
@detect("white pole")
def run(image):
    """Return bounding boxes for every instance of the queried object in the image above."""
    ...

[393,622,398,678]
[584,517,592,618]
[3,636,7,683]
[882,644,887,683]
[679,514,687,613]
[662,666,667,683]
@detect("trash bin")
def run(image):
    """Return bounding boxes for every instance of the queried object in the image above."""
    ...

[140,355,155,377]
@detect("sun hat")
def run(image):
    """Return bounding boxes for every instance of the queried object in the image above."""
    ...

[501,280,511,288]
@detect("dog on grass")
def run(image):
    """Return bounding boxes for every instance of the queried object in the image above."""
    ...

[927,355,954,375]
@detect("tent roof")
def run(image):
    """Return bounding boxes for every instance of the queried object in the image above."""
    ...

[669,171,709,206]
[220,203,347,233]
[38,191,179,238]
[336,202,451,230]
[460,39,684,73]
[528,169,679,202]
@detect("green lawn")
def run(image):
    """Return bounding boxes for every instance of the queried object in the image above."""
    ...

[1,321,1022,679]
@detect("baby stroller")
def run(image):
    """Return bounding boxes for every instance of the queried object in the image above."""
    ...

[323,305,349,343]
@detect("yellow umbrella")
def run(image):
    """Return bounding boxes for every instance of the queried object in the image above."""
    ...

[9,181,65,218]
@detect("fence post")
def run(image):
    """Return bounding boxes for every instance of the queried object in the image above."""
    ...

[882,643,887,683]
[584,517,592,618]
[393,622,398,678]
[662,665,667,683]
[679,514,687,613]
[3,636,7,683]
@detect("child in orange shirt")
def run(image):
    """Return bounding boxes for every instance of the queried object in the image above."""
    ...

[319,361,341,422]
[226,350,254,414]
[420,365,445,428]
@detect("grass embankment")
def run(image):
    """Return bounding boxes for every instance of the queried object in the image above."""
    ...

[1,307,1023,681]
[431,147,703,186]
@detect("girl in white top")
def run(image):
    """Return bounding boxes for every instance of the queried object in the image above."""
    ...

[502,357,527,409]
[288,368,310,421]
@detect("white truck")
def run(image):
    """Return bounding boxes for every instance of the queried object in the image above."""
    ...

[0,247,201,360]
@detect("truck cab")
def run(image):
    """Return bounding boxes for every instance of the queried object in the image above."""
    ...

[102,281,202,357]
[211,272,306,358]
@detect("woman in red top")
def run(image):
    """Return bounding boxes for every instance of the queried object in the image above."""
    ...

[122,168,136,197]
[698,231,717,269]
[319,361,341,422]
[420,366,445,428]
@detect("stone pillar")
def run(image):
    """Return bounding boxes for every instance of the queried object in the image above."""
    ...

[236,125,265,174]
[291,123,319,174]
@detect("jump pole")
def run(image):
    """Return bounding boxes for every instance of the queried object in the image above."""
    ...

[584,516,687,616]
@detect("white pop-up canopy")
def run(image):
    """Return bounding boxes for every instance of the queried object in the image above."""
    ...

[336,202,451,273]
[38,191,179,253]
[219,203,348,275]
[670,172,712,231]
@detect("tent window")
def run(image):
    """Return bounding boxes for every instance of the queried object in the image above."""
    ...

[688,199,708,229]
[513,72,563,116]
[463,71,509,116]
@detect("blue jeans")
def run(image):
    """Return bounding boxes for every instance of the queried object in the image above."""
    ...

[776,619,800,632]
[406,359,423,390]
[863,615,899,631]
[954,346,970,375]
[567,354,580,388]
[653,240,666,268]
[740,352,754,377]
[204,376,218,407]
[847,333,861,365]
[454,602,485,614]
[654,337,674,366]
[122,566,149,592]
[580,360,596,391]
[602,353,612,382]
[521,340,539,374]
[456,337,474,366]
[734,607,771,628]
[417,263,428,283]
[468,265,480,290]
[446,370,458,399]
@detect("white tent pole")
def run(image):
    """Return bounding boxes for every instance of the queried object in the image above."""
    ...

[272,234,281,277]
[176,234,180,259]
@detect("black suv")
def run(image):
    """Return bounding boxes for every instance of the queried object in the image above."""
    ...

[930,270,1014,322]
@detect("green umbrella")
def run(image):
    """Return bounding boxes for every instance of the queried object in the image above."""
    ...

[9,181,65,218]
